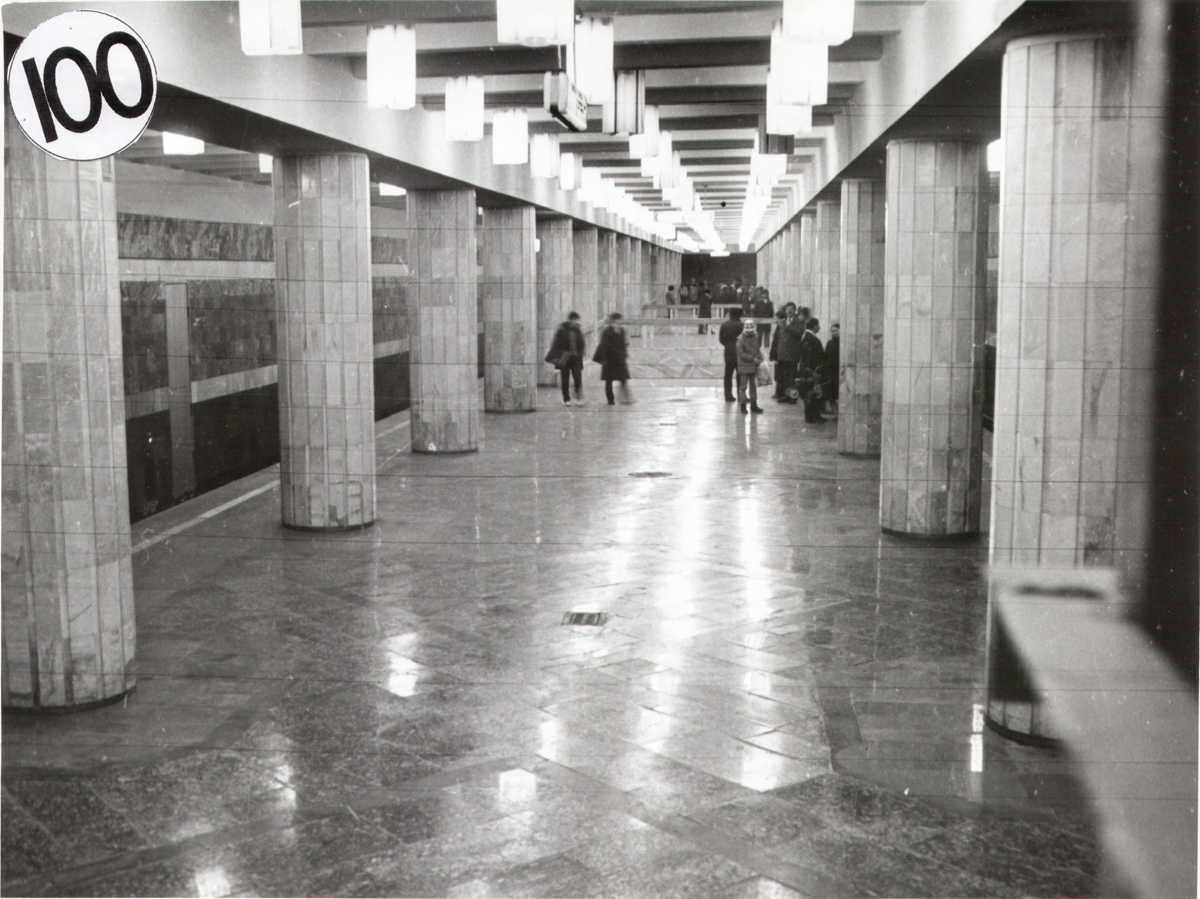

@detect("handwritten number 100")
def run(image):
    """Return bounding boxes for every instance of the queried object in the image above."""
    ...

[21,31,153,143]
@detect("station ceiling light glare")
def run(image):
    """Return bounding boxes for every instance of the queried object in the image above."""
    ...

[367,25,416,110]
[162,132,205,155]
[492,109,530,164]
[496,0,573,47]
[238,0,302,55]
[445,76,485,141]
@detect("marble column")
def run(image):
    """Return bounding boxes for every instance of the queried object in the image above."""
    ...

[597,231,616,322]
[814,199,842,325]
[163,282,196,498]
[839,179,887,456]
[880,139,988,536]
[479,206,537,412]
[2,112,136,709]
[537,217,574,386]
[407,189,481,451]
[574,227,599,334]
[274,154,376,527]
[797,210,817,312]
[991,33,1155,594]
[639,241,653,313]
[615,235,633,319]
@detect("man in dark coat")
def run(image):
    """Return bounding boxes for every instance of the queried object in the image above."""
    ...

[718,307,744,403]
[697,281,713,334]
[798,317,827,422]
[768,308,787,400]
[545,311,586,406]
[594,312,631,405]
[777,303,806,404]
[824,321,840,417]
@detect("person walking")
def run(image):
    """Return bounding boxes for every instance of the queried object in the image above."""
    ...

[545,311,587,406]
[798,316,827,423]
[718,307,744,403]
[777,303,806,404]
[594,311,632,405]
[824,321,840,418]
[751,288,774,348]
[736,318,765,414]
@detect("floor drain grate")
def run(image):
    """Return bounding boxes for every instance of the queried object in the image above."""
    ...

[628,471,672,478]
[562,611,608,627]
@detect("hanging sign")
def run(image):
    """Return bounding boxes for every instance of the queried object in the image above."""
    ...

[7,10,158,161]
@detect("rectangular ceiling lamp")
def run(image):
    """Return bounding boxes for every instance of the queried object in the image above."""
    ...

[571,17,614,105]
[558,151,581,191]
[378,183,407,196]
[496,0,573,47]
[611,70,645,136]
[239,0,302,55]
[783,0,855,45]
[258,153,273,174]
[764,76,812,137]
[771,22,828,107]
[367,25,416,109]
[628,105,660,159]
[492,110,530,164]
[530,133,560,178]
[162,132,205,155]
[445,76,485,141]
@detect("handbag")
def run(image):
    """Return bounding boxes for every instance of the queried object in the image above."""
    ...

[618,383,636,404]
[592,344,608,365]
[756,362,773,387]
[545,349,565,368]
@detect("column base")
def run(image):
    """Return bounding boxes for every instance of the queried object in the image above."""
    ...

[3,684,137,715]
[484,408,537,414]
[412,446,480,455]
[838,451,882,459]
[283,520,375,533]
[880,526,981,541]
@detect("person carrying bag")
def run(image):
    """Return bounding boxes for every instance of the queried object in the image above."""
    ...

[594,311,633,405]
[546,311,586,406]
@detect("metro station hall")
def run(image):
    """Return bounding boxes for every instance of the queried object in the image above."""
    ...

[1,1,1197,897]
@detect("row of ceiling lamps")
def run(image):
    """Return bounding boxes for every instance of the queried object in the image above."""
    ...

[234,0,854,254]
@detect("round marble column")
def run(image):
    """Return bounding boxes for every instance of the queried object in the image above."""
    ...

[814,199,842,324]
[991,33,1154,592]
[880,139,988,537]
[408,189,481,451]
[639,241,652,311]
[838,179,887,457]
[3,112,136,709]
[574,227,599,333]
[797,210,817,312]
[274,154,376,528]
[537,217,574,386]
[479,206,537,412]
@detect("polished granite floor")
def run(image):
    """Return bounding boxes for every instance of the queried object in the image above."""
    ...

[2,381,1102,898]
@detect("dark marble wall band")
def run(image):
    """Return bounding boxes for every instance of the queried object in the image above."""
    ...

[118,213,273,261]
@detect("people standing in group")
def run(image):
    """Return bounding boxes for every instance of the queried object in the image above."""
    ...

[594,311,632,405]
[769,308,787,400]
[736,318,765,414]
[735,280,749,315]
[697,280,713,333]
[776,303,806,404]
[718,307,744,403]
[679,280,692,304]
[751,288,774,348]
[665,284,677,306]
[798,316,827,423]
[718,281,736,308]
[545,311,586,406]
[824,321,840,418]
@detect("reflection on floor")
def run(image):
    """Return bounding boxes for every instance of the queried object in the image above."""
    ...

[2,383,1100,898]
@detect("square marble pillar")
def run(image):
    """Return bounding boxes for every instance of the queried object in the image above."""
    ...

[880,140,988,537]
[597,231,617,324]
[408,189,481,450]
[480,206,537,412]
[838,179,887,457]
[814,199,842,325]
[3,111,136,709]
[615,235,633,319]
[574,227,599,333]
[274,154,377,526]
[537,218,574,387]
[797,211,817,312]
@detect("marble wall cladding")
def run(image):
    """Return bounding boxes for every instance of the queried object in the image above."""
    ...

[880,139,987,537]
[839,179,887,457]
[991,34,1154,601]
[409,189,481,451]
[537,218,574,387]
[597,231,617,322]
[273,153,376,528]
[192,383,281,496]
[120,281,168,394]
[371,234,408,265]
[814,200,842,326]
[2,111,136,709]
[573,226,599,334]
[639,241,653,311]
[188,279,277,381]
[373,276,410,344]
[615,234,633,319]
[117,213,273,261]
[479,206,538,412]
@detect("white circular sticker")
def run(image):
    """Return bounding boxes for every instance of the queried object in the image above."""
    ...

[6,10,157,161]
